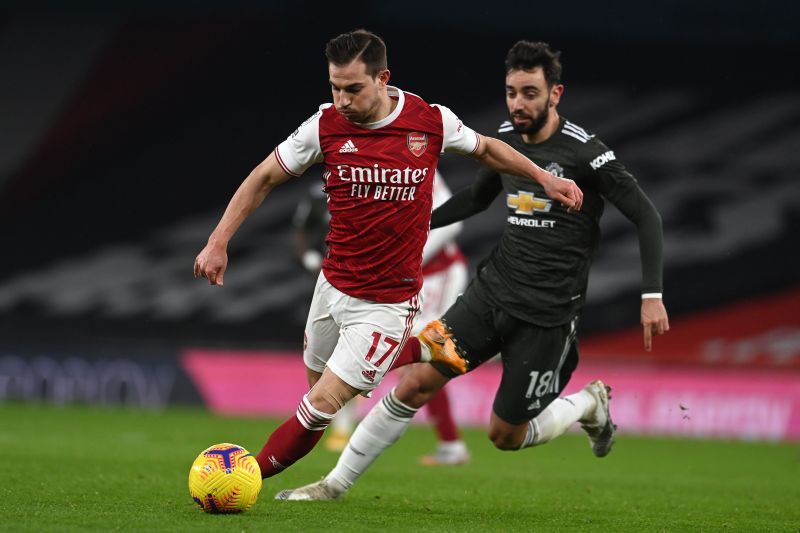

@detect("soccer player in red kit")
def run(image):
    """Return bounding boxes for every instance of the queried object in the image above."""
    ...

[194,29,583,481]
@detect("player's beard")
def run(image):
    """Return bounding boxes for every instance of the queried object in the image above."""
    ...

[510,97,550,135]
[340,94,382,124]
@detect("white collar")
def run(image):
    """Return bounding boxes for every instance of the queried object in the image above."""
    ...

[355,86,404,130]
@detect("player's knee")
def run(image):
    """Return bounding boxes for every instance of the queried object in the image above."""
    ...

[395,370,440,408]
[393,379,429,408]
[488,427,522,451]
[306,381,355,415]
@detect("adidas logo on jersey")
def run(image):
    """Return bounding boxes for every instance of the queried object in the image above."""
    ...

[339,139,358,153]
[361,369,377,382]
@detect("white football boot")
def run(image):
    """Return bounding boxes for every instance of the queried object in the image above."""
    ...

[274,478,345,501]
[580,380,617,458]
[419,440,470,466]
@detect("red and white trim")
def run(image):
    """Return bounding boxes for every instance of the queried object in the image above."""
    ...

[295,394,334,431]
[274,146,301,177]
[469,133,482,154]
[386,293,421,370]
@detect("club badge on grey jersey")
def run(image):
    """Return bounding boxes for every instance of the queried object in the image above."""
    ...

[545,162,564,178]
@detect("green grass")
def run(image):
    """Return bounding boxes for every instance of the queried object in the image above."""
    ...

[1,404,798,532]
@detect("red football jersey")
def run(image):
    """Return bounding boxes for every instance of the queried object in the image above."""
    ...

[276,87,479,302]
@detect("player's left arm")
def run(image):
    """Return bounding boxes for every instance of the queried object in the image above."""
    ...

[593,150,670,351]
[434,104,582,211]
[471,135,583,212]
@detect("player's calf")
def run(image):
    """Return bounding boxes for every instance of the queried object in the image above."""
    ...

[394,363,450,409]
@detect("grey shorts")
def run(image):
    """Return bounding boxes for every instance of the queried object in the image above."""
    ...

[433,282,579,424]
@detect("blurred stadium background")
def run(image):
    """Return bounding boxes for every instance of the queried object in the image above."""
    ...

[1,1,799,443]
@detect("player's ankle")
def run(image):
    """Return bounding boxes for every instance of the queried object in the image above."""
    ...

[577,389,598,423]
[324,474,350,493]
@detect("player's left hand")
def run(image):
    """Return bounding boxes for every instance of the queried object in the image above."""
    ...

[641,298,669,352]
[543,174,583,212]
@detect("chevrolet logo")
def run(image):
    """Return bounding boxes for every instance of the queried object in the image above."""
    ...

[507,191,552,215]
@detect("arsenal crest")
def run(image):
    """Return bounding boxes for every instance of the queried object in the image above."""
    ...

[407,132,428,157]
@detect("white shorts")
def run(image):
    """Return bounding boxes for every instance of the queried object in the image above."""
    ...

[303,273,422,391]
[413,261,469,335]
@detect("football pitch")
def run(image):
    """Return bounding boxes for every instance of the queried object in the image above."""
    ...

[2,404,797,532]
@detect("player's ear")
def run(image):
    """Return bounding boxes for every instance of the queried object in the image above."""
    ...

[377,69,391,88]
[550,83,564,107]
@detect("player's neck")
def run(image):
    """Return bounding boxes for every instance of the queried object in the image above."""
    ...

[521,111,561,145]
[365,92,396,124]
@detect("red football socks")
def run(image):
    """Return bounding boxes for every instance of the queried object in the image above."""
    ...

[388,336,422,371]
[255,394,333,478]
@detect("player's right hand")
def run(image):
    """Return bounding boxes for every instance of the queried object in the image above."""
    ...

[194,243,228,286]
[543,174,583,212]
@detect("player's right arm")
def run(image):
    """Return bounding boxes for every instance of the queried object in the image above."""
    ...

[194,152,293,286]
[430,168,502,229]
[588,141,669,351]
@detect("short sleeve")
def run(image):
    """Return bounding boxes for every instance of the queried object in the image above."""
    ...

[275,105,329,176]
[433,104,481,155]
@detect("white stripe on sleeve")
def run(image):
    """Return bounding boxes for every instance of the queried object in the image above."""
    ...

[433,104,480,155]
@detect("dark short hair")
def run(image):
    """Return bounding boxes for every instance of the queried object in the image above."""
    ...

[325,29,387,77]
[505,41,562,86]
